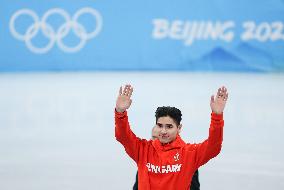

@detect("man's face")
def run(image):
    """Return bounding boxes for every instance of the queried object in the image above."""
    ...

[155,116,181,144]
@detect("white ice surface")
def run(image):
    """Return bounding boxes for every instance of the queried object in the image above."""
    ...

[0,72,284,190]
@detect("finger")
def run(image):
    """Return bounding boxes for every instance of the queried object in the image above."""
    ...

[210,95,214,103]
[127,84,133,96]
[119,86,122,96]
[218,86,227,98]
[221,86,227,94]
[223,92,229,101]
[125,84,131,96]
[122,85,128,95]
[128,86,133,97]
[217,88,223,98]
[129,99,132,106]
[218,87,222,94]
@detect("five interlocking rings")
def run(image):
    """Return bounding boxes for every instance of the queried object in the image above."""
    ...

[9,7,103,54]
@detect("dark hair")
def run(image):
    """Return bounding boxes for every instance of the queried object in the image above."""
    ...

[155,106,182,126]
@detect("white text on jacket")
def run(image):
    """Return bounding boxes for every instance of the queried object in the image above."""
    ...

[146,163,182,173]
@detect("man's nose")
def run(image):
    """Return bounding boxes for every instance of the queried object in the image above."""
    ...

[161,127,167,134]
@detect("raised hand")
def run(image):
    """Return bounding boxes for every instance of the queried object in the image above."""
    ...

[210,86,228,114]
[115,84,133,113]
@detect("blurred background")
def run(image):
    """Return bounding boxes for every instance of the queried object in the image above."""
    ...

[1,0,284,189]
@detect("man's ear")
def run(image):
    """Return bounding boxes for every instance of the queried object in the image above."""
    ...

[178,124,182,134]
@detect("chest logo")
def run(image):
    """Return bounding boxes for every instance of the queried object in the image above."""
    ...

[174,153,180,161]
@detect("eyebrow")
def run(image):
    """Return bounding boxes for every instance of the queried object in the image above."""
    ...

[157,123,173,127]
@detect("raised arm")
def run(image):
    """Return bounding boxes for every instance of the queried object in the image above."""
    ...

[194,86,228,169]
[115,85,142,163]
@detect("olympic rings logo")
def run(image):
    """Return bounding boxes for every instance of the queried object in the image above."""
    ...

[9,8,103,54]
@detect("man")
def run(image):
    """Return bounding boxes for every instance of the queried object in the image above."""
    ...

[133,127,200,190]
[115,84,228,190]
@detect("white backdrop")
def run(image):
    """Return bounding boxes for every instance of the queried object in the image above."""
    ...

[1,72,284,190]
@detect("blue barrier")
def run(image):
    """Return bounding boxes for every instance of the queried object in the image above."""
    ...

[0,0,284,72]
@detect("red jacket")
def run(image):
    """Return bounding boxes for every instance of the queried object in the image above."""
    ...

[115,110,224,190]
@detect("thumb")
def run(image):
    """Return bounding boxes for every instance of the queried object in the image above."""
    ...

[119,86,122,96]
[210,95,214,104]
[129,99,132,106]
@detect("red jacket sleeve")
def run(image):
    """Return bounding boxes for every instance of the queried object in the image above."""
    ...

[115,110,142,163]
[193,112,224,169]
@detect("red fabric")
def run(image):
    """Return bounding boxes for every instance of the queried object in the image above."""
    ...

[115,110,224,190]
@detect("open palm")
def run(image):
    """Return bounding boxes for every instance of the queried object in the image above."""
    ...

[210,86,228,114]
[116,84,133,113]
